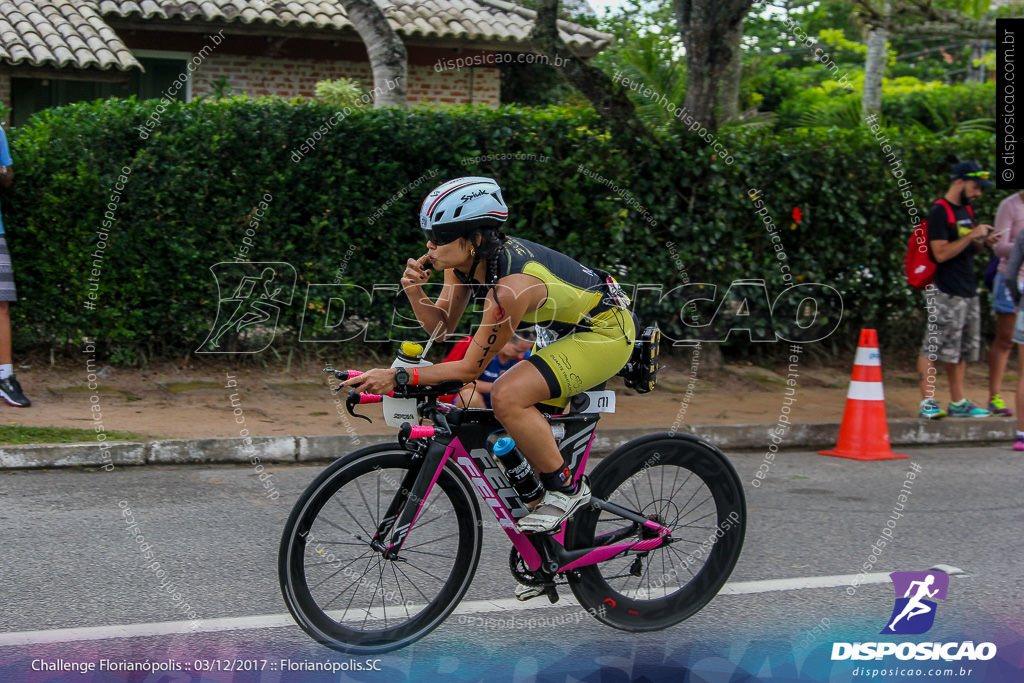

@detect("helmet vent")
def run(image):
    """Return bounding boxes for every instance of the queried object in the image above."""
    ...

[453,206,463,218]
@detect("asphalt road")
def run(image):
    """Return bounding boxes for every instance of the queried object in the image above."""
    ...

[0,444,1021,682]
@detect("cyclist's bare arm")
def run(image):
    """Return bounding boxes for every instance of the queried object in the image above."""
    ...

[401,255,471,339]
[344,274,542,393]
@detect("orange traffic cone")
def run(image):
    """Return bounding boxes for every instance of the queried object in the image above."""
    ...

[819,329,908,461]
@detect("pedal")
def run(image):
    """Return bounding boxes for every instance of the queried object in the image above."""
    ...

[514,583,560,603]
[515,585,546,602]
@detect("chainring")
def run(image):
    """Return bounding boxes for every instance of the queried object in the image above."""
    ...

[508,548,547,587]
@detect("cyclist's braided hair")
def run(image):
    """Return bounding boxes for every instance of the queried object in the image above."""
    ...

[467,227,508,310]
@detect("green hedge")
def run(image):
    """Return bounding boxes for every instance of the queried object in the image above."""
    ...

[3,97,997,360]
[789,82,996,131]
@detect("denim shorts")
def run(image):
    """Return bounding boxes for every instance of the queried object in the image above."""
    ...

[1014,306,1024,345]
[992,271,1016,315]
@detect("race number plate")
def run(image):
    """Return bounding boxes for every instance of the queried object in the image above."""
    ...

[571,390,616,414]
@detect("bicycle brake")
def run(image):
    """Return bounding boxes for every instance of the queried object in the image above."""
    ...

[345,390,374,423]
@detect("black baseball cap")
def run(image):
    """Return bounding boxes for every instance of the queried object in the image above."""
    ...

[951,161,994,188]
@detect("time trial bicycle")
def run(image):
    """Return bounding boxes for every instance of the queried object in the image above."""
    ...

[278,355,746,653]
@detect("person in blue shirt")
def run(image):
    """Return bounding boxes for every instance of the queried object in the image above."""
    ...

[441,332,534,409]
[0,123,30,407]
[459,335,534,409]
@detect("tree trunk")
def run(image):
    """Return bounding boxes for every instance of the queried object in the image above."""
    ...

[862,23,888,118]
[715,18,744,123]
[529,0,653,146]
[967,40,985,82]
[673,0,755,130]
[338,0,408,108]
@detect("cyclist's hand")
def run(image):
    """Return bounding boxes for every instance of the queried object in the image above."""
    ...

[401,254,431,289]
[341,367,396,395]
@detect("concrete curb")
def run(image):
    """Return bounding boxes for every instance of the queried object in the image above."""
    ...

[0,418,1014,470]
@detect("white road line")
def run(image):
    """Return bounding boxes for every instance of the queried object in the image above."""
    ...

[0,572,895,647]
[719,572,893,595]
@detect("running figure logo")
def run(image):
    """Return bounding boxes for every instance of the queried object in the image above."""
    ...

[197,262,296,353]
[881,571,949,635]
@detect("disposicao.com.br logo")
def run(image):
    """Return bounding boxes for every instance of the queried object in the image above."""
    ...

[831,571,997,663]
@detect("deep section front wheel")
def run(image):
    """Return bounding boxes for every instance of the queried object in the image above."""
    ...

[279,445,482,653]
[565,433,745,631]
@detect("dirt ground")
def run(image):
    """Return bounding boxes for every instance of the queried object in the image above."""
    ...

[1,351,1015,441]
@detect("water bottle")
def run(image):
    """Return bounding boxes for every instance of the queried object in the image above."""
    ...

[492,437,545,502]
[382,342,433,428]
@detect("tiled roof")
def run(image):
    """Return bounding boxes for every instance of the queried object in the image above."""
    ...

[0,0,611,72]
[99,0,613,54]
[0,1,139,70]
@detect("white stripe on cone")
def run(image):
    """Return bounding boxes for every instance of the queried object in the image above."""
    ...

[853,347,881,367]
[848,380,885,401]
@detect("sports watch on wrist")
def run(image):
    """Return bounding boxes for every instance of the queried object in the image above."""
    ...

[394,367,410,387]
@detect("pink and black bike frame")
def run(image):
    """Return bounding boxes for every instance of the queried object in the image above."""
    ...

[381,417,673,573]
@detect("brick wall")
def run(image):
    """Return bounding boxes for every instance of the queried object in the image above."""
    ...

[190,55,500,107]
[0,71,10,124]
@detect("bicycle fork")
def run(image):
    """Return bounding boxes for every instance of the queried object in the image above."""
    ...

[374,439,452,560]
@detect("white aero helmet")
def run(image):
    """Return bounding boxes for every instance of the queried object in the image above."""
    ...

[419,176,508,245]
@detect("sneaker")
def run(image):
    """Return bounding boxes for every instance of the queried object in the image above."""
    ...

[918,399,945,420]
[517,480,591,533]
[947,399,990,418]
[1014,435,1024,451]
[0,375,30,407]
[989,394,1013,417]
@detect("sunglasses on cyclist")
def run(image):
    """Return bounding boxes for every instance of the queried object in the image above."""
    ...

[966,171,990,180]
[422,228,458,246]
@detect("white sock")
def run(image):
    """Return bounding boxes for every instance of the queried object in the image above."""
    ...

[1017,431,1024,439]
[0,364,12,380]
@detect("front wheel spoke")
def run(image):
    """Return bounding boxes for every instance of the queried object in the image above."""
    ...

[308,550,374,591]
[403,512,446,535]
[325,554,378,613]
[404,529,461,548]
[393,562,434,605]
[308,540,371,547]
[354,476,380,536]
[401,560,449,584]
[313,515,363,541]
[401,547,457,559]
[390,563,412,620]
[335,499,375,540]
[362,560,388,629]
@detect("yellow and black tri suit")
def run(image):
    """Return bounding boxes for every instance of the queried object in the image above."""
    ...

[494,237,635,407]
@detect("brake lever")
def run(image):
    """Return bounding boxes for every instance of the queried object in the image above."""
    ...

[345,390,374,423]
[324,367,362,381]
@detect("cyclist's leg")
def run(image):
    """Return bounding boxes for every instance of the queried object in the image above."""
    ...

[457,385,488,409]
[490,361,564,473]
[492,308,635,531]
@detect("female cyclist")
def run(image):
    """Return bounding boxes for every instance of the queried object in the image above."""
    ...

[343,176,635,532]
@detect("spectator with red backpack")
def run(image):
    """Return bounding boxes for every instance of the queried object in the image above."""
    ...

[915,161,998,419]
